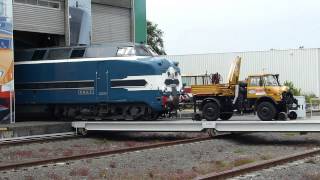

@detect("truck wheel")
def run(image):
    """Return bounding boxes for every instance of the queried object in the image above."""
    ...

[277,112,288,121]
[202,102,220,121]
[288,111,297,120]
[257,102,276,121]
[219,113,233,120]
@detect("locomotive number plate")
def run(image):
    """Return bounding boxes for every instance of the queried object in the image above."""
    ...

[78,89,95,95]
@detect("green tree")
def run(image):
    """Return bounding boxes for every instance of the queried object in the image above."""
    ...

[147,20,166,55]
[284,81,301,96]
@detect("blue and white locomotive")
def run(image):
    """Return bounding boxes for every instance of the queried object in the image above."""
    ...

[14,44,182,120]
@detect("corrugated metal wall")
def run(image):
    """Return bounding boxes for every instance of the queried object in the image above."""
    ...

[92,3,131,44]
[13,2,65,35]
[165,48,320,97]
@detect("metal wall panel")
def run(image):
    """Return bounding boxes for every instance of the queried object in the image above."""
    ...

[92,0,132,8]
[165,49,320,97]
[92,3,131,44]
[13,2,65,35]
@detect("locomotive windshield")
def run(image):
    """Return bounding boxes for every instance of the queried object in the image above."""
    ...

[116,45,158,57]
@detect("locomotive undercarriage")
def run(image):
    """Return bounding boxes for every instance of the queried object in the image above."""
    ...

[17,103,161,121]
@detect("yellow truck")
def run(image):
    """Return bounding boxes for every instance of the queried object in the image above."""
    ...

[191,57,298,121]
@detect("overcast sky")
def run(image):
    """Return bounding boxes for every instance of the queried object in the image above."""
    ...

[146,0,320,55]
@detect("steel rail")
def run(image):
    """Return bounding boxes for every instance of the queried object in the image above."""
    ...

[195,148,320,180]
[0,136,218,171]
[0,132,77,146]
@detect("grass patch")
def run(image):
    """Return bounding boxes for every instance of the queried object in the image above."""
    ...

[94,138,111,145]
[215,160,228,169]
[260,154,272,160]
[233,158,255,167]
[305,158,317,164]
[192,160,230,174]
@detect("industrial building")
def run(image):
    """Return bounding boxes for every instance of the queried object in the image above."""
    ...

[12,0,146,49]
[165,48,320,97]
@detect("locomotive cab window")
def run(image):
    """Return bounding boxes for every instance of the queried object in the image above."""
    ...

[31,50,47,60]
[116,47,135,57]
[135,46,152,56]
[47,48,71,60]
[71,48,85,58]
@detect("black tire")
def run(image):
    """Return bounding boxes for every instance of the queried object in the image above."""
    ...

[257,102,277,121]
[219,113,233,120]
[202,102,220,121]
[277,112,288,121]
[192,113,202,121]
[288,111,297,120]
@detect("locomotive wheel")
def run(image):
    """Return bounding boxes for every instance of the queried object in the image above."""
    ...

[202,102,220,121]
[257,102,276,121]
[219,112,233,120]
[141,112,159,121]
[136,110,159,121]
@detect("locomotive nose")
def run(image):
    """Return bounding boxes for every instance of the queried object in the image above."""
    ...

[162,66,182,112]
[162,87,180,111]
[170,87,180,109]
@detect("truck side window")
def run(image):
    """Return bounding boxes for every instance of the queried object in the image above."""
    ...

[249,77,261,86]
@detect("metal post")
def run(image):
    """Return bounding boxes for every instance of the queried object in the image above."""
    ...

[9,91,13,123]
[64,0,70,46]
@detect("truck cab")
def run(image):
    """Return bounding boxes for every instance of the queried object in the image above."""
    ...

[247,74,285,101]
[245,73,298,120]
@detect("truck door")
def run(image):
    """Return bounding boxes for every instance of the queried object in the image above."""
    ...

[96,62,109,101]
[247,76,266,99]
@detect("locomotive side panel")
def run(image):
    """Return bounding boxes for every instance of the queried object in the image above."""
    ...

[15,61,98,104]
[14,57,182,120]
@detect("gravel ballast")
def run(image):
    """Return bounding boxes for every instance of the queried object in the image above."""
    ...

[1,132,320,179]
[233,155,320,180]
[0,132,205,167]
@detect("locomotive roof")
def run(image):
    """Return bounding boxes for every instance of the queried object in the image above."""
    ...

[14,43,157,62]
[14,56,151,65]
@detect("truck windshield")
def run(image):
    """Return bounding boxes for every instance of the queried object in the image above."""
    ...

[264,75,279,86]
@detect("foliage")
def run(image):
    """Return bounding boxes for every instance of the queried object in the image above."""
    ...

[283,81,319,103]
[283,81,301,96]
[303,93,318,103]
[147,20,166,55]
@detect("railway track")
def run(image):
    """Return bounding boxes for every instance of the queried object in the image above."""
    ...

[0,135,218,171]
[0,132,77,146]
[195,148,320,180]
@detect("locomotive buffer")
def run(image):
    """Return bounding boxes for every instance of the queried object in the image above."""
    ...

[72,119,320,135]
